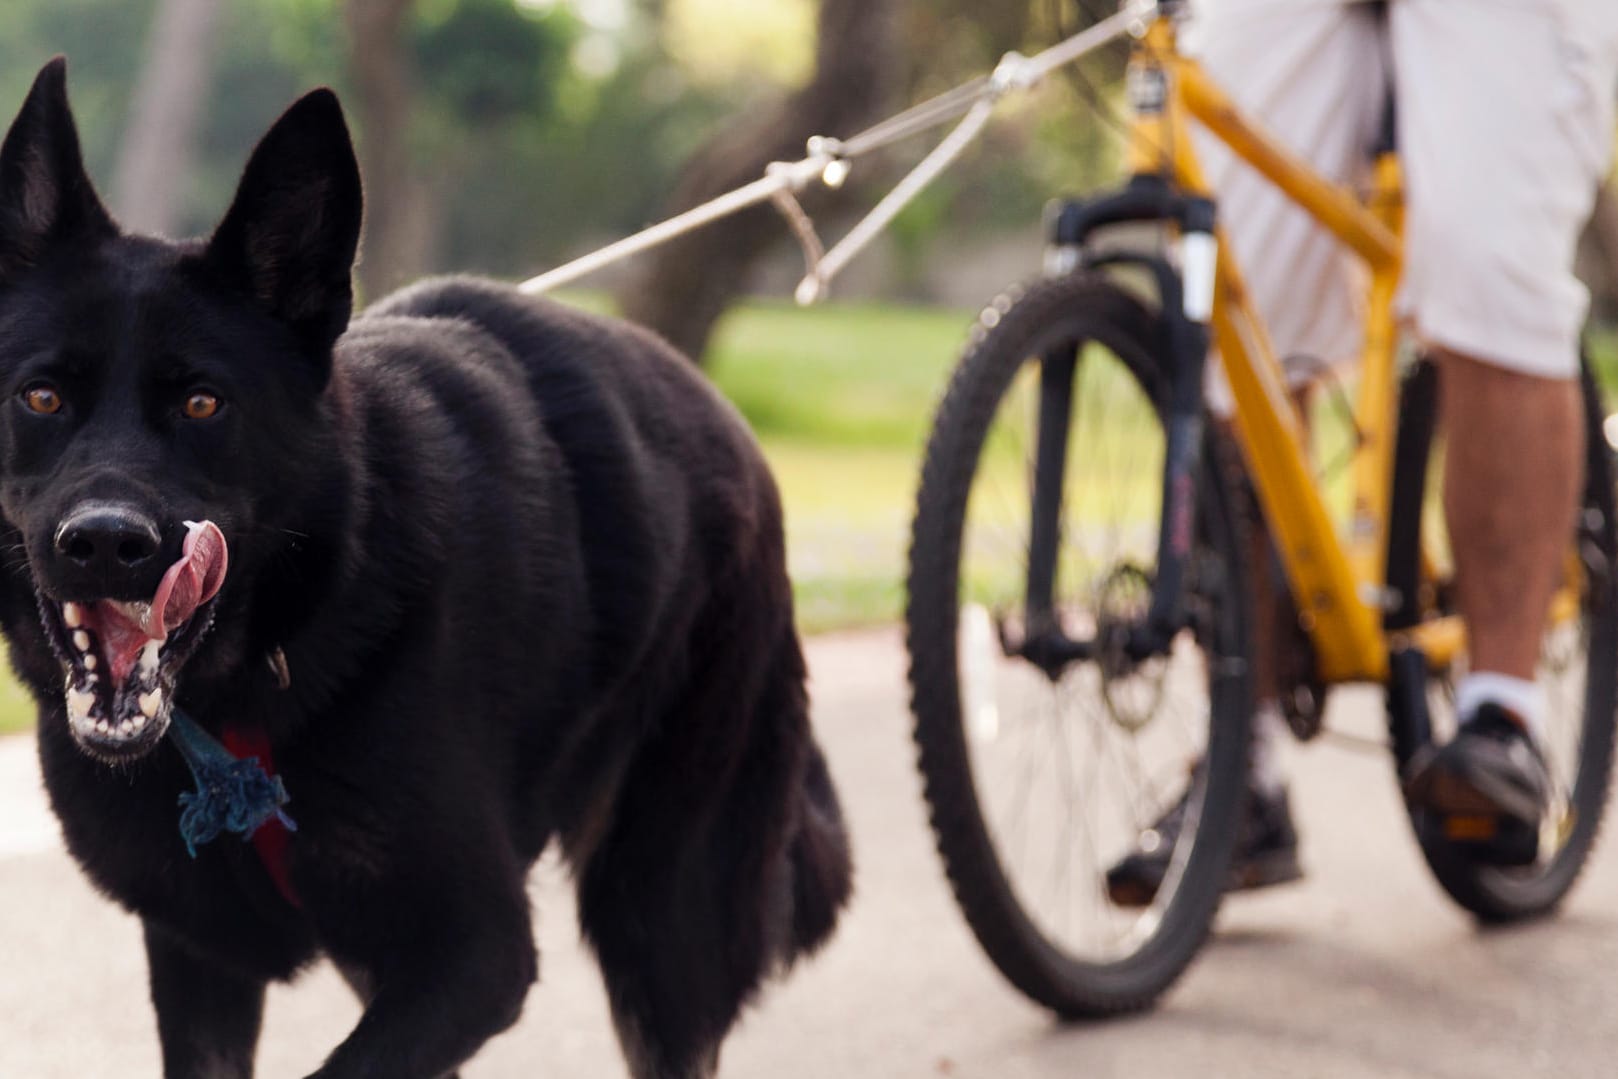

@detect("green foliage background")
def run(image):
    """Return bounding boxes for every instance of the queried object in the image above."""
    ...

[0,0,744,277]
[0,0,1119,286]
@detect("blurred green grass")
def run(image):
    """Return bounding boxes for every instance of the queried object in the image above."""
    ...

[1591,328,1618,395]
[703,299,971,632]
[0,674,32,735]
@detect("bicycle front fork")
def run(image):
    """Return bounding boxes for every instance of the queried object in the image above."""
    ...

[1015,183,1217,677]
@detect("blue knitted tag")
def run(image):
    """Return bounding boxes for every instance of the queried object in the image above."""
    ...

[167,709,296,858]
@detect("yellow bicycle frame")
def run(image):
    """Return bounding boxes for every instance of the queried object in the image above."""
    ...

[1122,15,1471,682]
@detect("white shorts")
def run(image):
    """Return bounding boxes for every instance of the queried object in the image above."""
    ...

[1187,0,1618,386]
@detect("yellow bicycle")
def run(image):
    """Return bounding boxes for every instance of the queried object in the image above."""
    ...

[906,1,1617,1015]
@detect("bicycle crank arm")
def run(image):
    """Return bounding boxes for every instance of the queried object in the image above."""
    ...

[1385,645,1434,771]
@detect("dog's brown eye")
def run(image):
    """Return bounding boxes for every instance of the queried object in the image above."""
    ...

[182,392,221,420]
[22,384,62,415]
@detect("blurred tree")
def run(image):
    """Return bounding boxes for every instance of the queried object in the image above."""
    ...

[614,0,1141,359]
[344,0,430,299]
[0,0,720,286]
[112,0,223,235]
[618,0,902,364]
[406,0,578,275]
[1580,182,1618,320]
[343,0,594,296]
[0,0,1135,310]
[0,0,154,184]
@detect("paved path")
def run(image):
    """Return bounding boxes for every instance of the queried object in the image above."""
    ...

[3,628,1617,1077]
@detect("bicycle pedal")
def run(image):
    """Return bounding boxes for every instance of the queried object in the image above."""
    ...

[1441,814,1498,842]
[1419,810,1538,867]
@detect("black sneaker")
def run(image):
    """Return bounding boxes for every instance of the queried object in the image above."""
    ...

[1403,702,1550,866]
[1106,780,1304,907]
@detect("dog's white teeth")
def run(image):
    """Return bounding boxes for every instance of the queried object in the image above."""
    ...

[83,654,97,671]
[139,640,161,675]
[138,689,162,719]
[131,714,147,732]
[72,629,90,652]
[66,687,94,721]
[94,719,110,735]
[62,602,83,628]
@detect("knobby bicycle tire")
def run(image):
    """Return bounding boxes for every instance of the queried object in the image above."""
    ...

[905,273,1254,1016]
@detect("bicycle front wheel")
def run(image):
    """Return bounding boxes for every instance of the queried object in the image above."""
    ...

[906,274,1253,1017]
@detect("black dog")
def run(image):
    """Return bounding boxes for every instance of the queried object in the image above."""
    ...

[0,59,851,1078]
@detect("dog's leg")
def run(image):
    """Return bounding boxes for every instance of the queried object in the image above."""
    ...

[783,738,853,958]
[576,728,749,1076]
[333,962,462,1079]
[579,620,850,1079]
[582,850,725,1079]
[144,921,266,1079]
[303,885,535,1079]
[609,1007,719,1079]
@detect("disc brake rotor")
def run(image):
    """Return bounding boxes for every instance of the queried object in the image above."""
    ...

[1094,563,1167,733]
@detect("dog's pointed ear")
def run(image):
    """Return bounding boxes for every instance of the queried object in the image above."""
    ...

[0,57,116,283]
[203,88,363,355]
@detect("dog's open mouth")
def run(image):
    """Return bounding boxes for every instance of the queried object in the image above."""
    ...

[41,521,228,761]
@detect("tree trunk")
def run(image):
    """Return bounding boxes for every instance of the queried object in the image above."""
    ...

[343,0,433,303]
[111,0,222,236]
[618,0,901,364]
[1578,180,1618,322]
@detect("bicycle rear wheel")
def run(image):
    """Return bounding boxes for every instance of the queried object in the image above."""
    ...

[1389,359,1618,922]
[906,274,1253,1017]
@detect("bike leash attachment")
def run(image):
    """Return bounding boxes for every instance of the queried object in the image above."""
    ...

[516,8,1139,301]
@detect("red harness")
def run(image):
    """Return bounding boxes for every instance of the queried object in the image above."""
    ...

[220,726,302,909]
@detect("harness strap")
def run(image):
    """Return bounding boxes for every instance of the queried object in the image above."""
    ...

[220,726,302,910]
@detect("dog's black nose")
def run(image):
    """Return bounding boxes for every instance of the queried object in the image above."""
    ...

[54,503,163,579]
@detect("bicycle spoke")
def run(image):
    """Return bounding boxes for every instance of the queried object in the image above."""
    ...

[1070,697,1119,950]
[1054,695,1079,941]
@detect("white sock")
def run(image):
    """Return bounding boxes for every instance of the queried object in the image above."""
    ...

[1455,671,1546,744]
[1250,700,1289,796]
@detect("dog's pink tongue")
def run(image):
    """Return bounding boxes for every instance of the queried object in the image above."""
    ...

[149,521,228,638]
[91,522,228,684]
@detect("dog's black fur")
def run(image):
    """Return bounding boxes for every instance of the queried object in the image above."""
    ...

[0,59,851,1078]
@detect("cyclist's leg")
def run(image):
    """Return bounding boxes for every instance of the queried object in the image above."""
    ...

[1437,360,1580,692]
[1109,5,1383,902]
[1393,0,1618,832]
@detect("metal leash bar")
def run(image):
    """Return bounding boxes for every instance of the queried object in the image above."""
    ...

[517,6,1137,299]
[518,157,834,295]
[838,76,993,158]
[795,97,997,305]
